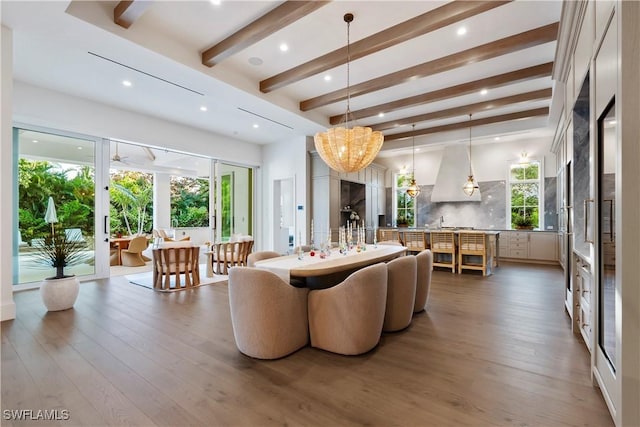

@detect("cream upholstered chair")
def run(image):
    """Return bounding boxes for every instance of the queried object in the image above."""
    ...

[121,235,148,266]
[383,256,417,332]
[247,251,281,267]
[458,231,487,275]
[228,267,309,359]
[430,231,456,273]
[308,263,387,355]
[152,242,200,291]
[414,249,433,313]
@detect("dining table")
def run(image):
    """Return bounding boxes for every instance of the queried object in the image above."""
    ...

[254,244,407,289]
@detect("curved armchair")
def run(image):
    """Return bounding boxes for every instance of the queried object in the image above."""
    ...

[247,251,280,267]
[414,250,433,313]
[121,236,148,266]
[383,256,417,332]
[308,263,387,355]
[228,267,309,359]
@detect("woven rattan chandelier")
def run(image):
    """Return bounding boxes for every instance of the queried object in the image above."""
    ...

[314,13,384,173]
[462,113,479,196]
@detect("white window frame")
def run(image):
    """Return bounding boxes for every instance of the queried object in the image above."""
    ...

[506,157,545,230]
[393,171,417,227]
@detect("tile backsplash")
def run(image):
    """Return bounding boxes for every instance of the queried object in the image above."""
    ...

[384,179,558,230]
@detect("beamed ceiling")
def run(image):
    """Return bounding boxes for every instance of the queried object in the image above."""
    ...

[4,0,562,153]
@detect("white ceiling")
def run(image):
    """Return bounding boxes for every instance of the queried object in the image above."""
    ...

[2,0,562,157]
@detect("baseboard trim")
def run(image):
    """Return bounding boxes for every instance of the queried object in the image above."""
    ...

[1,301,16,321]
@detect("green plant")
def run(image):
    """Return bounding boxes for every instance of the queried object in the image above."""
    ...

[396,216,408,226]
[33,228,87,279]
[513,213,534,228]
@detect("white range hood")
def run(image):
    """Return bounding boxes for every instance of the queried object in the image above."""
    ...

[430,145,482,202]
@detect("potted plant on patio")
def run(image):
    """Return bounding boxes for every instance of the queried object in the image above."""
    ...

[33,227,87,311]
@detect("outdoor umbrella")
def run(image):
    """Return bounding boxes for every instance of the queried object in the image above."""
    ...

[44,196,58,234]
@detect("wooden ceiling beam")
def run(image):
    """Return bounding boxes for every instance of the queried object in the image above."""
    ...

[260,0,511,93]
[383,107,550,141]
[369,88,552,131]
[330,62,553,125]
[114,1,154,29]
[202,1,330,67]
[301,22,559,112]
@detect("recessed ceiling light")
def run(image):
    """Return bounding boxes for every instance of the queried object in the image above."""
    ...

[378,112,385,118]
[457,27,467,36]
[210,0,221,5]
[324,75,332,82]
[480,88,488,96]
[494,137,501,141]
[32,140,38,143]
[122,80,133,87]
[77,146,83,150]
[252,124,259,129]
[248,57,263,66]
[279,43,289,52]
[415,148,421,152]
[200,106,208,112]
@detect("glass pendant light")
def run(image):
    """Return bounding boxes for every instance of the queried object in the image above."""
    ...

[463,114,479,196]
[406,124,420,198]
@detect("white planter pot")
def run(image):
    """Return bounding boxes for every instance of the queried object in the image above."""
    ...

[40,276,80,311]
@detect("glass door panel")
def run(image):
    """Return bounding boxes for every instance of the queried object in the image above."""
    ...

[15,128,97,284]
[598,99,616,370]
[215,162,253,242]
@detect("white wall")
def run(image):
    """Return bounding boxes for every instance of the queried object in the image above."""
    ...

[13,81,262,166]
[1,25,16,320]
[261,135,309,252]
[377,138,557,186]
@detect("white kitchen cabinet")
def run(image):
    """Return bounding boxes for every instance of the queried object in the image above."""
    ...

[499,231,559,263]
[529,232,559,261]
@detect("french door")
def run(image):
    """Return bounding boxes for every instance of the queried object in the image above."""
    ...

[13,125,110,287]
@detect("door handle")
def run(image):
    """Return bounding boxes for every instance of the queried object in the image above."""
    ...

[104,215,108,234]
[584,199,594,243]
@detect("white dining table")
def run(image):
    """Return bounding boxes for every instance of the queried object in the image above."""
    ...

[253,244,407,287]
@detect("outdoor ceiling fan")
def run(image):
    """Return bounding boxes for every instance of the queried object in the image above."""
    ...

[111,141,129,164]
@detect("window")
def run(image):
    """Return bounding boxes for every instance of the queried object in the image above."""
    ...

[170,176,210,228]
[394,172,415,227]
[508,160,542,229]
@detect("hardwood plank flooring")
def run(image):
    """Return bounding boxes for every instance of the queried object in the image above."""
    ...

[2,262,613,426]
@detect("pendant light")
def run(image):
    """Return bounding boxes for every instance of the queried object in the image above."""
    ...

[462,114,479,196]
[406,124,420,198]
[314,13,384,173]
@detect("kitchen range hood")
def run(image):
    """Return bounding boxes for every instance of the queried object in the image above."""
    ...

[431,145,482,202]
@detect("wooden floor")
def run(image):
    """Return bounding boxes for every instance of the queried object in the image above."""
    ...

[2,262,613,427]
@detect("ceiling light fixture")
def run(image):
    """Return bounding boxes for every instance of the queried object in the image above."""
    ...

[200,106,208,112]
[252,124,259,129]
[406,124,420,199]
[457,27,467,36]
[480,88,488,95]
[122,80,132,87]
[378,112,385,118]
[324,75,332,82]
[314,13,383,173]
[279,43,289,52]
[463,114,479,196]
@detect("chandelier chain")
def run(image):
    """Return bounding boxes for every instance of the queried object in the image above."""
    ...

[412,124,416,176]
[468,113,472,176]
[345,17,351,126]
